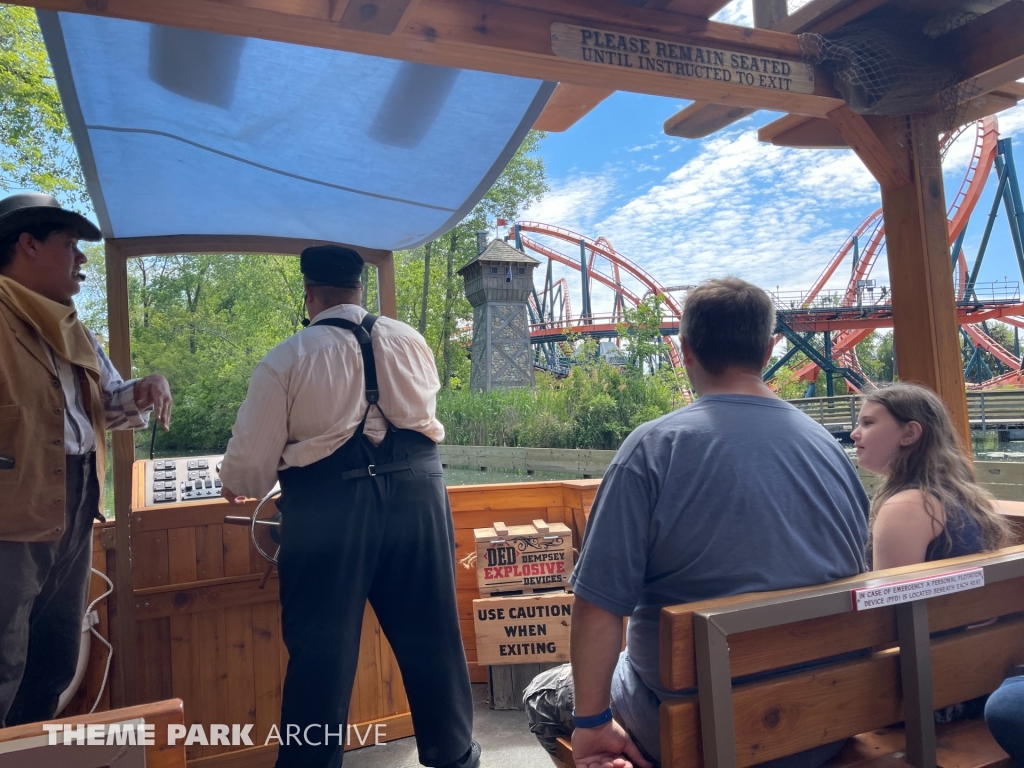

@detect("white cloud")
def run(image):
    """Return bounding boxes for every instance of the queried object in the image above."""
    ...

[520,172,617,234]
[586,126,879,296]
[713,0,753,26]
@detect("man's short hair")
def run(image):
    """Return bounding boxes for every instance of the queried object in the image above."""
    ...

[0,224,70,272]
[680,277,776,375]
[304,279,362,307]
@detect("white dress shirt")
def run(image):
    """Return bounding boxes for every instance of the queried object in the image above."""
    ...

[219,304,445,500]
[50,328,149,454]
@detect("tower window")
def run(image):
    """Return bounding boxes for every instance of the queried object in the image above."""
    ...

[491,266,498,274]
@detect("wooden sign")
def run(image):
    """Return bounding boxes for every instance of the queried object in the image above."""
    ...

[474,519,574,595]
[474,593,574,665]
[550,23,814,95]
[852,568,985,611]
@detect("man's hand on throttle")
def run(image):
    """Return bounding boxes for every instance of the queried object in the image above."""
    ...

[221,487,247,506]
[134,374,173,431]
[572,720,651,768]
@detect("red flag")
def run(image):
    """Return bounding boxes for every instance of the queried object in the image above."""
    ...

[496,218,508,226]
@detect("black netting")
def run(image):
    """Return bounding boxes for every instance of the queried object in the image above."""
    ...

[800,18,965,118]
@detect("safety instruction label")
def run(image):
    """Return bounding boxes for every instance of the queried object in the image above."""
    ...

[852,568,984,611]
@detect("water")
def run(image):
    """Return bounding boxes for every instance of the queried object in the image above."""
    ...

[442,466,598,486]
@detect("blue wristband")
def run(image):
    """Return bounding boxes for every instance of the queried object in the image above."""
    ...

[572,707,613,729]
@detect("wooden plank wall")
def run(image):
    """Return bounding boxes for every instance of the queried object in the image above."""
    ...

[448,480,599,682]
[859,460,1024,501]
[440,445,615,476]
[67,474,600,766]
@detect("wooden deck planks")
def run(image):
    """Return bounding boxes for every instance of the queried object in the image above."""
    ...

[168,613,204,762]
[222,524,252,578]
[168,527,199,584]
[224,605,258,743]
[197,610,232,757]
[136,617,173,704]
[133,529,170,589]
[195,524,226,581]
[250,601,284,746]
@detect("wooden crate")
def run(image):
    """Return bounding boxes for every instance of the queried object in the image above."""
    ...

[473,593,574,666]
[474,520,574,596]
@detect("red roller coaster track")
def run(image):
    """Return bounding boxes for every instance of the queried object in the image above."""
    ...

[515,116,1024,388]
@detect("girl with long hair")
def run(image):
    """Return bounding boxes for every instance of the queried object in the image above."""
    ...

[851,383,1010,569]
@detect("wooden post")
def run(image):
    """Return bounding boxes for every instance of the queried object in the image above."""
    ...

[104,239,140,706]
[874,114,971,446]
[753,0,788,29]
[377,250,397,319]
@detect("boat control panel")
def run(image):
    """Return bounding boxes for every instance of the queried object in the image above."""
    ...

[142,455,225,506]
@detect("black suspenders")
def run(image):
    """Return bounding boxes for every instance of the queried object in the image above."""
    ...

[312,313,381,405]
[310,313,413,481]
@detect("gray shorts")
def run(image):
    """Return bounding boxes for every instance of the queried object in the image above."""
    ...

[522,664,575,757]
[522,663,660,767]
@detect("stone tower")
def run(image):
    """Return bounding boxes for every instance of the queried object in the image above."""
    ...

[458,238,540,391]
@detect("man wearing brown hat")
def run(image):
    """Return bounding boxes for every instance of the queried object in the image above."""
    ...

[0,193,172,726]
[220,245,477,768]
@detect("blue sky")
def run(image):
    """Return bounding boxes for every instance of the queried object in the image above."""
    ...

[520,1,1024,318]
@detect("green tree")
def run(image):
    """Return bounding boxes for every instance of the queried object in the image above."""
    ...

[0,6,85,201]
[617,295,670,374]
[395,130,548,388]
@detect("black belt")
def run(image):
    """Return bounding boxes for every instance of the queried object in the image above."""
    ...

[340,459,412,481]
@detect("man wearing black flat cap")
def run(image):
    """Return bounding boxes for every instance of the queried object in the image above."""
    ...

[220,244,478,768]
[0,193,172,726]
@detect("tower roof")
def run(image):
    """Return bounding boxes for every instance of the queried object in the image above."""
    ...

[458,239,539,275]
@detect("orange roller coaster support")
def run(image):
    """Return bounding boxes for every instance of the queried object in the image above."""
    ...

[793,118,1001,385]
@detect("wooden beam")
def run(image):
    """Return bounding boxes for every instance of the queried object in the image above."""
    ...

[954,83,1024,130]
[827,105,911,191]
[377,250,397,318]
[104,239,141,706]
[329,0,350,22]
[21,0,843,117]
[758,113,846,147]
[108,235,391,266]
[338,0,420,35]
[753,0,787,29]
[659,0,782,140]
[773,0,888,35]
[950,0,1024,96]
[871,113,970,446]
[533,83,614,131]
[649,0,733,17]
[664,100,754,138]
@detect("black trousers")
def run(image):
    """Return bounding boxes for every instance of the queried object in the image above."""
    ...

[0,453,98,727]
[275,428,473,768]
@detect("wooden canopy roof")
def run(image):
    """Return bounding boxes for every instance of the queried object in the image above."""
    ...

[20,0,1022,150]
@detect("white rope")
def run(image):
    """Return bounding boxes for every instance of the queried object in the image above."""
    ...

[86,567,114,714]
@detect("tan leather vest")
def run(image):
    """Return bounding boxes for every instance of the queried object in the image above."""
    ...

[0,301,90,541]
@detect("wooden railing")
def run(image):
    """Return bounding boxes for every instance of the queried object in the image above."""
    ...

[440,445,615,476]
[790,390,1024,432]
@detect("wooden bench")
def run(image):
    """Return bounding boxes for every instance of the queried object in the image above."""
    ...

[556,546,1024,768]
[0,698,187,768]
[661,546,1024,768]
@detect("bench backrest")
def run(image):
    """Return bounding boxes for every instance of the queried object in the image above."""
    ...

[0,698,187,768]
[659,546,1024,768]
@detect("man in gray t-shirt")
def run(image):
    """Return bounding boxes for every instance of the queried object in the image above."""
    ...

[524,278,868,768]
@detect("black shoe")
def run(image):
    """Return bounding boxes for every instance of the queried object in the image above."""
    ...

[440,740,481,768]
